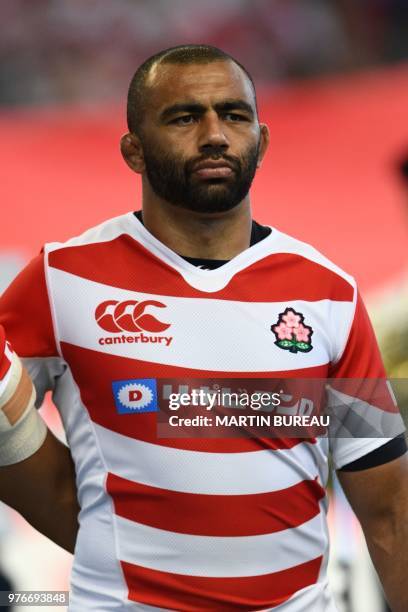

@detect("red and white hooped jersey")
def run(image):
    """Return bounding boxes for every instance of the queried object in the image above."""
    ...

[0,213,400,611]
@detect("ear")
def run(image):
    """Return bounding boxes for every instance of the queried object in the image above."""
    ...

[120,133,145,174]
[256,123,270,169]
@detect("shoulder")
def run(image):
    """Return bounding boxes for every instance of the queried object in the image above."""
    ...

[259,226,357,303]
[42,213,138,280]
[44,212,135,255]
[271,227,356,288]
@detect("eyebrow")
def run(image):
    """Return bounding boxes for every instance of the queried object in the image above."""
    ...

[159,99,255,122]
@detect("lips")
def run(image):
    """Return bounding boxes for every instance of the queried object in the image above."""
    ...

[195,167,233,178]
[192,160,235,179]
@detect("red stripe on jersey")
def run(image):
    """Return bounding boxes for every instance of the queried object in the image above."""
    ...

[0,325,5,355]
[330,292,396,412]
[48,236,354,302]
[62,341,322,452]
[107,472,325,536]
[330,292,386,379]
[121,556,323,610]
[0,254,58,358]
[0,356,10,381]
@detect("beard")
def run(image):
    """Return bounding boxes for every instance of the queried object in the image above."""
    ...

[141,139,260,214]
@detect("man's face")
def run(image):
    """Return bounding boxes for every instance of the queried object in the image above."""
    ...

[135,61,267,214]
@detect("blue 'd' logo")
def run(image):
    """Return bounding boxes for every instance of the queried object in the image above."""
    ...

[112,378,158,414]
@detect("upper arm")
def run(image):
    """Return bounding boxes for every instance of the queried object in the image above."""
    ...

[0,253,63,403]
[338,452,408,526]
[328,290,406,470]
[0,253,57,357]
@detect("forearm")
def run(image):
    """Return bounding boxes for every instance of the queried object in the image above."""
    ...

[0,327,79,552]
[363,500,408,611]
[339,453,408,612]
[0,429,80,553]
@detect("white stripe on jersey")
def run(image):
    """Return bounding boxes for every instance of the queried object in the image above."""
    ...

[47,266,355,370]
[93,423,328,495]
[115,512,327,577]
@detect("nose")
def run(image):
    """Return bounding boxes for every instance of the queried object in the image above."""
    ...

[198,111,229,153]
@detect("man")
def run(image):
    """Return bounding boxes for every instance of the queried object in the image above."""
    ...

[0,44,407,611]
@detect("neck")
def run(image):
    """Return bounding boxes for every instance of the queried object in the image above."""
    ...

[140,183,252,259]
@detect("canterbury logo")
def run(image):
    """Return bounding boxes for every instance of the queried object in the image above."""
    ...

[95,300,171,333]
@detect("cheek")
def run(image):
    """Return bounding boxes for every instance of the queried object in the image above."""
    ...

[226,127,260,152]
[171,132,199,157]
[151,133,195,162]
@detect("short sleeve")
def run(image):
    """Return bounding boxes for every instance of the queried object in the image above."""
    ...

[0,253,65,404]
[328,291,406,469]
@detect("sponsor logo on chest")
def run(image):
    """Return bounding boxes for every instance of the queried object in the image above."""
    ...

[112,378,159,413]
[95,299,173,347]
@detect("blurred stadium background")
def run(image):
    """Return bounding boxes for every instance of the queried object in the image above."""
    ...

[0,1,407,611]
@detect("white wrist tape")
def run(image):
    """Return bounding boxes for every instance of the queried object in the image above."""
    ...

[0,343,47,466]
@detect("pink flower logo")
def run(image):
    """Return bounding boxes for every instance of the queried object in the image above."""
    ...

[294,324,311,343]
[271,308,313,353]
[282,310,301,328]
[273,322,293,340]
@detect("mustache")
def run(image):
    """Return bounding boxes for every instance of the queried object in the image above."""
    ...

[185,150,241,174]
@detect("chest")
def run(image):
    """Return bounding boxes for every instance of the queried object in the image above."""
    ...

[48,266,349,375]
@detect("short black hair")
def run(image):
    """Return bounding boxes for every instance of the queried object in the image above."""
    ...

[127,44,257,135]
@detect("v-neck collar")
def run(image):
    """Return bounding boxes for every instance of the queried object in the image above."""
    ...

[126,212,278,293]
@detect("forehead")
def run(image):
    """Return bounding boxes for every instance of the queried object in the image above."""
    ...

[145,60,256,114]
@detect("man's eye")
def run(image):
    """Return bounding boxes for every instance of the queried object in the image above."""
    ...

[172,115,196,125]
[224,113,247,122]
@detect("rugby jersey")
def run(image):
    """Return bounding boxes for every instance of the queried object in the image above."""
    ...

[0,212,403,611]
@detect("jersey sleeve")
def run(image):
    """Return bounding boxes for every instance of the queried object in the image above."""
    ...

[0,253,65,405]
[328,290,406,469]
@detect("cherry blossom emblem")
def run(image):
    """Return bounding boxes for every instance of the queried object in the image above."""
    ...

[271,307,313,353]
